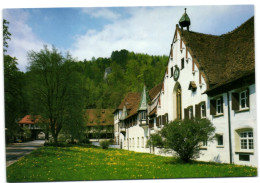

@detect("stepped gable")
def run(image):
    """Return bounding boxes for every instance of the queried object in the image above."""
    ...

[149,82,162,100]
[179,16,254,89]
[85,109,114,126]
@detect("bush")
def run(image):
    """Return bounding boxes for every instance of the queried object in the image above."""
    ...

[99,140,110,149]
[161,118,215,162]
[146,133,164,149]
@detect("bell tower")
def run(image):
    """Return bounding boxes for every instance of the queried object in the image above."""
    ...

[179,8,191,31]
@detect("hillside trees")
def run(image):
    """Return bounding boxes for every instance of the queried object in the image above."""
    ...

[27,46,85,143]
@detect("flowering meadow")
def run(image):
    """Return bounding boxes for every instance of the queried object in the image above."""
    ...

[7,146,257,181]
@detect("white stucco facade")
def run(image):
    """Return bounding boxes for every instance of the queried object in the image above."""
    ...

[114,17,256,167]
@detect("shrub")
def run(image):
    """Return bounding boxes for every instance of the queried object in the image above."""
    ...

[146,133,164,149]
[161,118,215,162]
[99,140,110,149]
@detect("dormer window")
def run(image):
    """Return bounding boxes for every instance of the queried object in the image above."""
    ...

[140,111,146,120]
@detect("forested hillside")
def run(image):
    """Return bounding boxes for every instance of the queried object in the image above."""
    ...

[73,49,168,109]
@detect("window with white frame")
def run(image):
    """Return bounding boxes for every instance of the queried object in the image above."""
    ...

[202,140,207,147]
[216,98,223,114]
[201,103,206,118]
[142,137,144,148]
[132,138,135,148]
[240,90,248,109]
[141,111,146,120]
[137,137,139,148]
[240,131,253,150]
[216,134,223,146]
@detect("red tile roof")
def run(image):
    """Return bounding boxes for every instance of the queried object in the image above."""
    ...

[114,92,141,113]
[179,16,254,89]
[18,115,41,124]
[149,83,162,100]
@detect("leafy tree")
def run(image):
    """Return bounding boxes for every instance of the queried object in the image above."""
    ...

[3,19,11,53]
[22,126,31,141]
[161,118,215,162]
[27,46,83,143]
[61,64,86,143]
[3,20,27,143]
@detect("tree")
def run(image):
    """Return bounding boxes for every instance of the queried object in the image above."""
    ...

[61,63,86,143]
[3,19,11,53]
[146,133,164,153]
[27,46,83,143]
[3,20,27,143]
[161,118,215,162]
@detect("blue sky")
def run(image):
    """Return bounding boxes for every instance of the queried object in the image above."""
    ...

[3,5,254,72]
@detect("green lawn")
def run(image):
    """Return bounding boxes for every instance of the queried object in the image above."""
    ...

[7,146,257,181]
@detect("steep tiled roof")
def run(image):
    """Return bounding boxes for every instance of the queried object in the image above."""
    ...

[125,97,141,119]
[179,16,254,89]
[85,109,114,126]
[115,92,141,111]
[19,115,41,124]
[149,82,162,100]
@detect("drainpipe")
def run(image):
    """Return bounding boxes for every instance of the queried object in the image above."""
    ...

[227,92,233,164]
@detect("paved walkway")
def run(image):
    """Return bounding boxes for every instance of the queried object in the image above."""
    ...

[6,140,45,167]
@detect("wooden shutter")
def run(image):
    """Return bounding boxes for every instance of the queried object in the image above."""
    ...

[220,96,224,113]
[184,108,189,119]
[170,47,173,57]
[180,38,182,49]
[186,48,188,59]
[232,92,239,110]
[210,99,216,115]
[195,104,201,119]
[171,67,173,77]
[162,115,166,125]
[247,88,250,108]
[149,119,154,128]
[156,117,159,127]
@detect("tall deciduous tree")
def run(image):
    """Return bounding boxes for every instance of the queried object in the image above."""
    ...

[27,46,83,143]
[4,19,27,143]
[3,19,11,53]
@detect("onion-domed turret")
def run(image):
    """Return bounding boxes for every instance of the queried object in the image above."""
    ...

[179,8,191,31]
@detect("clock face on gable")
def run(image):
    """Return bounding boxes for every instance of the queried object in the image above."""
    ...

[173,66,180,81]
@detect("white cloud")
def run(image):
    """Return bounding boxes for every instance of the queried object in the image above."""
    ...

[3,9,48,72]
[71,7,180,60]
[71,6,253,61]
[81,7,121,20]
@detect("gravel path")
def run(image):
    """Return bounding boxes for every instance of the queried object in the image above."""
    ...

[6,140,45,167]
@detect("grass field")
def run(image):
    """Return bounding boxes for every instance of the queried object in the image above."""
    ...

[6,146,257,181]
